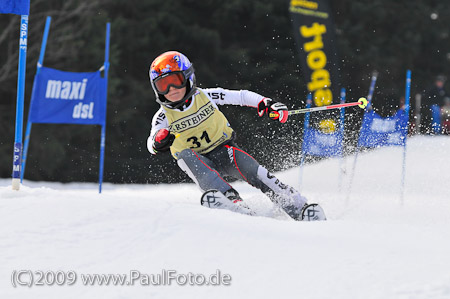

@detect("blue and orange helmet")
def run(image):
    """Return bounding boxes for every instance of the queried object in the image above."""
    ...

[149,51,196,109]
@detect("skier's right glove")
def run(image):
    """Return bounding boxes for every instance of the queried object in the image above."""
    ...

[257,98,289,123]
[152,129,175,153]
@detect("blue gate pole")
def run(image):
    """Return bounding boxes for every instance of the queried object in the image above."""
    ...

[299,93,312,189]
[430,105,441,134]
[338,88,346,193]
[400,70,411,204]
[346,71,378,201]
[99,22,110,194]
[21,16,52,182]
[12,15,29,190]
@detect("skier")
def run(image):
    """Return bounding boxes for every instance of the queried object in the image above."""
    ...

[147,51,325,221]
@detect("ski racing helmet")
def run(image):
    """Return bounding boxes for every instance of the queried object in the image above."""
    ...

[149,51,196,109]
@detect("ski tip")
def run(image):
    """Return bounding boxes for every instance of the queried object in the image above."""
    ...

[301,203,327,221]
[358,97,368,109]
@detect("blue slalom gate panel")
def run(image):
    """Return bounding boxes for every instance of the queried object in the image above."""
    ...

[302,128,343,157]
[29,67,106,125]
[358,110,408,147]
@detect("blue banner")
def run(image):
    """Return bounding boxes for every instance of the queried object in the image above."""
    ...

[302,128,343,157]
[0,0,29,15]
[358,110,408,147]
[29,67,106,125]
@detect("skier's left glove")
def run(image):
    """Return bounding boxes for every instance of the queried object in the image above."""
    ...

[257,98,289,123]
[152,129,175,153]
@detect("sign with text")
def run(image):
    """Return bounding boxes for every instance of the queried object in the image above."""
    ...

[302,127,343,157]
[29,67,106,125]
[289,0,341,134]
[358,110,408,147]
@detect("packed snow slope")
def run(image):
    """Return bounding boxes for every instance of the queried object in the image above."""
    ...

[1,136,450,299]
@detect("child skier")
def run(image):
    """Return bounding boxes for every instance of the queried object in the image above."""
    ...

[147,51,325,221]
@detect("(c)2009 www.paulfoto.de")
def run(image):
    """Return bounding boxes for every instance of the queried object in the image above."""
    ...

[11,269,232,287]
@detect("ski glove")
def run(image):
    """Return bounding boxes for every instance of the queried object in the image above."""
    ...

[152,129,175,153]
[257,98,289,123]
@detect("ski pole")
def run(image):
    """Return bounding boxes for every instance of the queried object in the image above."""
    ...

[286,97,368,116]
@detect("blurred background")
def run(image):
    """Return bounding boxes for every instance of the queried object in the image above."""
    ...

[1,0,449,184]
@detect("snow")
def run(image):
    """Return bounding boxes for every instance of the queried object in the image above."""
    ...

[1,136,450,299]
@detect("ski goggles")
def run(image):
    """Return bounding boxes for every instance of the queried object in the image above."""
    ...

[153,66,194,95]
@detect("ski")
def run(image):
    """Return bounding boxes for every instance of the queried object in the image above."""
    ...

[200,189,255,216]
[301,203,327,221]
[201,190,326,221]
